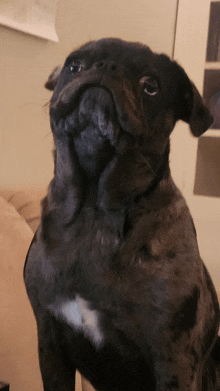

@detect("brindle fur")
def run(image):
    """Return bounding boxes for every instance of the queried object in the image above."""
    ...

[24,38,220,391]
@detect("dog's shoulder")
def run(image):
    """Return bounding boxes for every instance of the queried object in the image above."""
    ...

[125,176,198,262]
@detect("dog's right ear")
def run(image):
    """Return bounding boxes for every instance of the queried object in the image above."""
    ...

[184,82,213,137]
[45,66,62,91]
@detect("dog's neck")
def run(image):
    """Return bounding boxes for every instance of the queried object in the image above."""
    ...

[134,143,170,203]
[45,133,170,222]
[96,142,170,212]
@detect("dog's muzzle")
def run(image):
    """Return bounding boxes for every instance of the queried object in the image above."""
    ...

[49,65,148,176]
[77,86,119,140]
[73,87,120,176]
[50,65,146,139]
[51,84,120,177]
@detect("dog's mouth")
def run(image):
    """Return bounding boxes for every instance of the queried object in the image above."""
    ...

[77,86,120,142]
[62,86,120,177]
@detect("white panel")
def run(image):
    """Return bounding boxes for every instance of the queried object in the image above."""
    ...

[0,0,58,41]
[172,0,220,291]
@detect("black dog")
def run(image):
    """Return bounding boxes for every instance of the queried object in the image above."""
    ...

[24,38,220,391]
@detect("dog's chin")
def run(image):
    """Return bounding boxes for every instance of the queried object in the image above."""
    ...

[71,87,119,178]
[77,87,118,136]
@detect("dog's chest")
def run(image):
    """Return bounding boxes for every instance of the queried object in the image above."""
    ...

[48,295,104,347]
[43,211,123,348]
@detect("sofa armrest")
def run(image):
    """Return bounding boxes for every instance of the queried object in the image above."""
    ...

[0,187,47,232]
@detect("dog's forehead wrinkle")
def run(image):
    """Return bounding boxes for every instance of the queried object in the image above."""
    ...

[68,39,157,74]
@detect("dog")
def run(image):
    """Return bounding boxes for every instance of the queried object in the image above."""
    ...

[24,38,220,391]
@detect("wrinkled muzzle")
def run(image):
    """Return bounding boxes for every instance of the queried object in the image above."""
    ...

[51,84,124,177]
[77,86,119,142]
[72,87,120,176]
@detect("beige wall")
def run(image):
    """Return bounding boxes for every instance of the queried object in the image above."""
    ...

[171,0,220,292]
[0,0,178,189]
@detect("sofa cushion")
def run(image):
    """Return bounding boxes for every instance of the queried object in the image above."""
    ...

[0,195,43,391]
[0,188,47,232]
[0,194,83,391]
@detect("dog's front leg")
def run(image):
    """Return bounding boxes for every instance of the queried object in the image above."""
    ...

[153,361,202,391]
[37,312,76,391]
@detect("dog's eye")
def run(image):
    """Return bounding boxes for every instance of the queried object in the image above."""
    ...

[140,76,159,96]
[68,62,82,74]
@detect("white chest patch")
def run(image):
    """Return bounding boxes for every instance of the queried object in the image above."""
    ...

[48,295,104,347]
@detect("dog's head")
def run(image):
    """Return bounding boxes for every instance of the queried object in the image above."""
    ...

[46,38,212,180]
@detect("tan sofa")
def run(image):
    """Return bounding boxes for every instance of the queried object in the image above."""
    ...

[0,187,95,391]
[0,187,46,391]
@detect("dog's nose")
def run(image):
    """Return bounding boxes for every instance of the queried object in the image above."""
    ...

[93,60,118,73]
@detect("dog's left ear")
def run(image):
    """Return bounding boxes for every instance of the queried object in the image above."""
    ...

[182,81,213,137]
[45,66,62,91]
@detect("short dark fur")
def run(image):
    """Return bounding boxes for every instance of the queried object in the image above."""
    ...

[24,38,220,390]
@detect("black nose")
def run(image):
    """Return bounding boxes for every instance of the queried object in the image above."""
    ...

[94,60,118,72]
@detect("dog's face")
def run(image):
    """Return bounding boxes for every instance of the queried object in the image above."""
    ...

[46,38,212,178]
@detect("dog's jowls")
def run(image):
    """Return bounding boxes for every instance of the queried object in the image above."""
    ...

[24,38,220,391]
